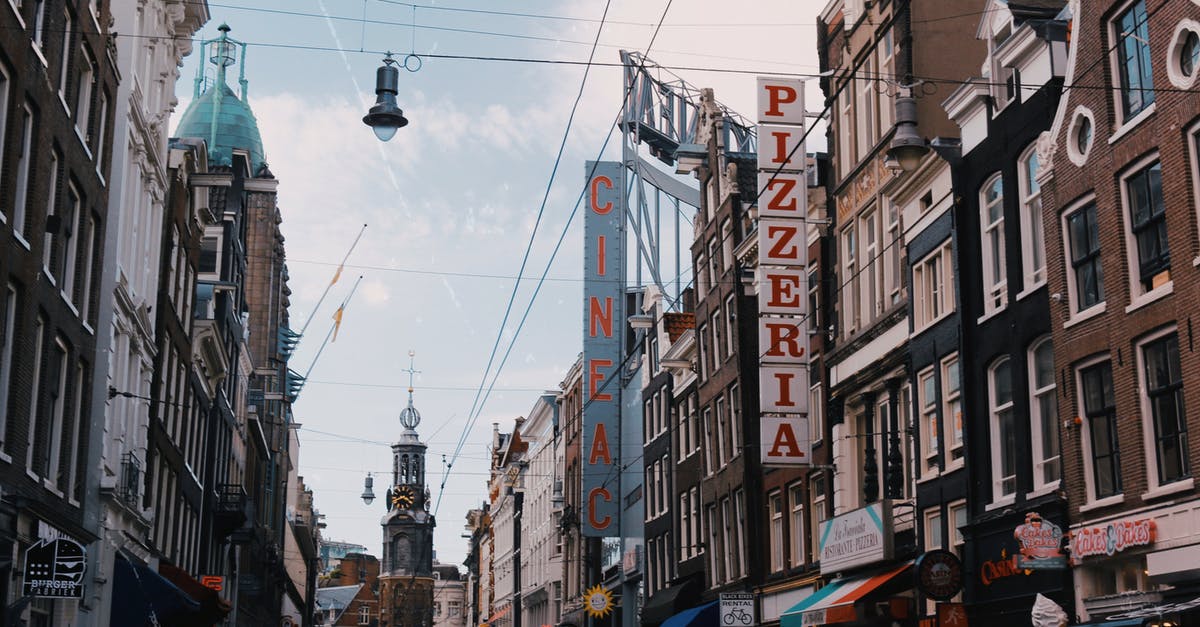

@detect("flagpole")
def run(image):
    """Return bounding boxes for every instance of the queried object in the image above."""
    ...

[297,223,367,338]
[299,275,364,387]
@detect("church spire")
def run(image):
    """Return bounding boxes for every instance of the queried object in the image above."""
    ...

[398,350,422,432]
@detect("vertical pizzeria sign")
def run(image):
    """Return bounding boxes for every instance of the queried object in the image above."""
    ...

[756,77,811,466]
[582,161,625,537]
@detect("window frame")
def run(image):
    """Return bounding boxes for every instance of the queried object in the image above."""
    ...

[788,482,805,568]
[924,507,944,550]
[988,356,1017,503]
[1137,328,1189,489]
[0,284,15,458]
[1077,356,1122,502]
[1120,156,1170,297]
[979,174,1008,315]
[1017,144,1046,290]
[1110,0,1156,124]
[1029,338,1061,491]
[841,223,858,335]
[769,490,784,573]
[942,353,964,469]
[25,316,45,478]
[12,101,35,245]
[1062,196,1105,316]
[917,366,939,478]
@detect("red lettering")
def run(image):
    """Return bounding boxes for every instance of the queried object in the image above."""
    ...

[588,487,613,529]
[590,175,614,214]
[597,235,607,276]
[588,422,612,465]
[768,422,802,458]
[766,177,799,213]
[772,371,797,407]
[764,322,805,358]
[771,131,793,165]
[767,224,801,262]
[764,85,798,117]
[589,297,613,338]
[588,359,613,401]
[766,273,804,309]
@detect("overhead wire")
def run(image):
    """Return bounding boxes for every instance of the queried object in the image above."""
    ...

[436,0,677,517]
[440,0,619,515]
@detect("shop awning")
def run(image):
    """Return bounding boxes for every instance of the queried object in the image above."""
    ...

[111,555,201,626]
[643,579,701,625]
[1072,621,1145,627]
[780,562,912,627]
[662,601,719,627]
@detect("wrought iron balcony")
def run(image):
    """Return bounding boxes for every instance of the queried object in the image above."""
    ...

[118,452,142,508]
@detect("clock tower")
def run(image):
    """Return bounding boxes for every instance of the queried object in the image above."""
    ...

[379,353,436,627]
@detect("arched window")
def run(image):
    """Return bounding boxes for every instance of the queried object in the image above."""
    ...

[988,357,1016,501]
[980,175,1007,313]
[1028,338,1060,489]
[1018,145,1046,288]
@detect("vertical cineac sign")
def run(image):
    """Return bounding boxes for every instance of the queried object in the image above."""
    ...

[582,161,625,537]
[756,77,811,467]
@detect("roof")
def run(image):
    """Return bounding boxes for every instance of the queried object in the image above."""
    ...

[315,584,362,615]
[175,82,266,173]
[663,313,695,343]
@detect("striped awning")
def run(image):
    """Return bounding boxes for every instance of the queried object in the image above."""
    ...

[780,562,913,627]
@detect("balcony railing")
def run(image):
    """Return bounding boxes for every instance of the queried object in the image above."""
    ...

[119,452,142,508]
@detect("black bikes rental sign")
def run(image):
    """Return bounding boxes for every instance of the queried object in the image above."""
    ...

[23,536,87,598]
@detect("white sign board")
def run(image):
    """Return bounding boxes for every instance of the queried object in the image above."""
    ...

[818,501,894,574]
[720,593,756,627]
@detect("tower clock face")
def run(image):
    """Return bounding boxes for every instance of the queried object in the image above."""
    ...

[392,485,416,509]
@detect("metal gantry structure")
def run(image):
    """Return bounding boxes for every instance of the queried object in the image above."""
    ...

[617,51,757,308]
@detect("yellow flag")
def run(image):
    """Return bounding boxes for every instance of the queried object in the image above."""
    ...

[332,305,345,342]
[330,264,344,286]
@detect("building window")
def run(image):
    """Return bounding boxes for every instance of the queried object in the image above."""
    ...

[93,91,108,163]
[942,354,963,466]
[31,0,45,49]
[0,284,15,455]
[1066,201,1104,311]
[989,357,1016,501]
[914,240,953,331]
[721,218,734,271]
[918,367,939,477]
[809,473,826,560]
[698,323,708,381]
[810,383,823,445]
[0,62,9,196]
[948,500,967,559]
[711,310,722,365]
[1080,360,1121,499]
[12,102,35,242]
[25,316,45,475]
[359,605,371,625]
[707,238,720,293]
[57,9,71,102]
[980,175,1007,313]
[859,208,883,321]
[769,491,784,572]
[734,490,747,579]
[789,483,805,567]
[724,293,736,357]
[691,486,701,557]
[1124,159,1169,292]
[1018,146,1045,287]
[885,201,903,306]
[42,149,60,277]
[707,504,721,582]
[60,182,82,303]
[841,225,858,334]
[679,492,691,561]
[1029,338,1061,489]
[1113,0,1155,121]
[729,384,741,460]
[1140,331,1188,485]
[715,395,727,469]
[45,338,68,491]
[75,49,93,141]
[703,406,714,476]
[924,507,943,549]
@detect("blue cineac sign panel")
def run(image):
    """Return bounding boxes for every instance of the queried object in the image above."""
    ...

[582,161,624,537]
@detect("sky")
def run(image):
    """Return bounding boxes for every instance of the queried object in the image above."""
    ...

[171,0,824,569]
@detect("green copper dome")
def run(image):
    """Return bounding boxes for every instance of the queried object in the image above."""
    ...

[174,24,266,173]
[175,82,265,173]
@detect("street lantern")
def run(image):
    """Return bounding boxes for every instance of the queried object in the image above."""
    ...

[886,95,930,172]
[361,473,376,506]
[363,54,409,142]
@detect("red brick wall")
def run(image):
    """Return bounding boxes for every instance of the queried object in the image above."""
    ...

[1043,0,1200,521]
